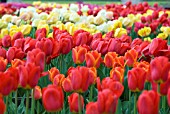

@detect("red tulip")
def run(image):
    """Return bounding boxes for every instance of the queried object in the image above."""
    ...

[97,77,124,98]
[128,68,146,92]
[53,74,65,87]
[86,102,99,114]
[18,63,41,89]
[0,46,6,58]
[68,93,84,113]
[35,28,47,40]
[137,90,160,114]
[85,50,102,68]
[62,66,95,93]
[23,38,36,53]
[125,49,138,67]
[11,59,25,68]
[72,46,88,64]
[160,72,170,96]
[34,86,42,100]
[110,67,124,83]
[97,89,118,114]
[150,56,170,83]
[0,57,7,72]
[2,35,11,47]
[0,97,5,114]
[11,32,24,46]
[42,85,64,112]
[59,37,72,54]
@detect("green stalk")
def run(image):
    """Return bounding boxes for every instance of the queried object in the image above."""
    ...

[15,90,18,114]
[78,94,82,114]
[157,84,160,94]
[5,96,9,114]
[89,85,93,102]
[31,89,35,114]
[37,101,40,114]
[134,93,137,114]
[25,90,29,114]
[162,96,166,113]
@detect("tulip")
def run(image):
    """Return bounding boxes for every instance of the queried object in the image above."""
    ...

[0,46,6,58]
[150,56,170,83]
[42,85,64,112]
[97,89,118,114]
[137,90,160,114]
[0,57,7,72]
[160,72,170,96]
[114,28,127,38]
[110,67,124,83]
[62,66,95,93]
[53,74,65,87]
[2,35,11,47]
[156,33,168,40]
[0,28,8,38]
[48,67,60,82]
[125,49,138,67]
[11,59,25,68]
[18,63,41,89]
[68,93,84,113]
[34,86,42,100]
[11,32,24,46]
[13,38,25,50]
[23,38,36,53]
[104,52,118,68]
[85,50,102,68]
[59,37,72,55]
[20,24,32,35]
[86,102,99,114]
[97,77,124,98]
[72,46,87,64]
[0,97,5,114]
[138,27,151,37]
[128,68,146,92]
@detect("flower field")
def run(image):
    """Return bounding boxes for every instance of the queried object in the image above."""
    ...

[0,1,170,114]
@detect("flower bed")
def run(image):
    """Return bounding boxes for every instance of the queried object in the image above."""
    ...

[0,1,170,114]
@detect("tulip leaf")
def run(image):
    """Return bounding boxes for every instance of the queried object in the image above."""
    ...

[168,35,170,45]
[116,99,122,114]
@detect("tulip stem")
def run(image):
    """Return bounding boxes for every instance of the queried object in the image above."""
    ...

[15,90,18,114]
[89,85,93,102]
[31,89,35,114]
[78,94,82,114]
[5,96,9,114]
[134,93,137,114]
[157,84,160,94]
[25,90,29,114]
[37,101,40,114]
[162,96,166,112]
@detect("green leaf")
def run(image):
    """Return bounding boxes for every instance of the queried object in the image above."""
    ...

[116,99,122,114]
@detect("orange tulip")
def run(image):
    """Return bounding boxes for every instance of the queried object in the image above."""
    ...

[62,66,95,93]
[86,102,99,114]
[128,68,146,92]
[110,67,124,83]
[34,86,42,100]
[97,77,124,98]
[42,85,64,112]
[72,46,87,64]
[48,67,60,82]
[150,56,170,83]
[0,97,5,114]
[104,52,118,68]
[53,74,65,86]
[68,93,84,113]
[97,89,118,114]
[0,57,7,72]
[125,49,138,67]
[137,90,160,114]
[85,50,102,68]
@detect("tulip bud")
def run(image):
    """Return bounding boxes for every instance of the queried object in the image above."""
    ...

[34,86,42,100]
[125,49,138,67]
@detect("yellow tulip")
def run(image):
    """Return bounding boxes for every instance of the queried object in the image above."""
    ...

[156,33,168,40]
[146,9,154,15]
[165,11,170,18]
[0,28,8,38]
[138,27,151,37]
[47,32,53,38]
[114,28,127,38]
[144,37,152,42]
[112,20,122,31]
[9,25,21,37]
[160,26,170,35]
[2,15,12,23]
[20,24,32,35]
[0,19,7,29]
[65,22,75,35]
[32,1,41,6]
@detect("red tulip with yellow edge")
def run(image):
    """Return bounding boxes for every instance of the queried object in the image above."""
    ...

[42,85,64,112]
[68,93,84,113]
[53,74,65,87]
[85,50,102,68]
[48,67,60,82]
[128,67,146,92]
[11,59,25,68]
[137,90,160,114]
[72,46,87,64]
[110,67,124,83]
[125,49,138,67]
[150,56,170,84]
[34,86,42,100]
[104,52,118,68]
